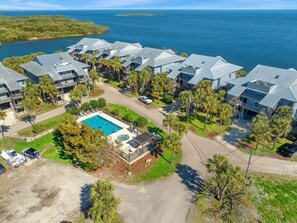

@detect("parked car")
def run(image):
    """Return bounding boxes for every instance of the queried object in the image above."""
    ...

[1,150,26,168]
[139,96,153,104]
[22,148,39,159]
[0,163,6,175]
[281,142,297,158]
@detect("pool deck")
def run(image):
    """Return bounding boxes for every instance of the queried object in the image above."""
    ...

[78,112,151,163]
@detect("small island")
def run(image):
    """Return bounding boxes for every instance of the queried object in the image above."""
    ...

[114,13,163,17]
[0,15,109,42]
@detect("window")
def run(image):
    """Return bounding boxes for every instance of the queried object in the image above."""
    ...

[229,73,232,78]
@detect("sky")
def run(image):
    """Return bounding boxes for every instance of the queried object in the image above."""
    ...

[1,0,297,10]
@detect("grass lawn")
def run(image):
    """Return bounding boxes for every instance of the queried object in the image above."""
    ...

[239,135,296,161]
[152,100,167,109]
[18,103,64,120]
[179,113,230,137]
[252,173,297,223]
[106,103,166,138]
[17,114,65,137]
[134,148,182,182]
[0,134,72,165]
[103,78,122,89]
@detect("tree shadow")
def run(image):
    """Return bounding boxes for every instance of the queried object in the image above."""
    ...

[175,164,205,203]
[80,184,92,216]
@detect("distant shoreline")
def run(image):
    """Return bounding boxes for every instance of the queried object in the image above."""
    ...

[0,15,109,43]
[114,13,164,17]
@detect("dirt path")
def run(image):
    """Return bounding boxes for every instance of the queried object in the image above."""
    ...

[0,159,96,223]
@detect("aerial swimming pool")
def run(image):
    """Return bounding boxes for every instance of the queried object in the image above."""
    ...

[82,115,122,136]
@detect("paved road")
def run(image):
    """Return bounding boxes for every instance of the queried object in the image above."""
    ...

[98,82,297,223]
[7,82,297,223]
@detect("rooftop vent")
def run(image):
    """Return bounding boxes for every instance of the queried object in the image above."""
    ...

[202,61,205,64]
[274,75,280,79]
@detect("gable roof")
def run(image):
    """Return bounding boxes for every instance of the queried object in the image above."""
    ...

[0,62,27,92]
[123,47,185,71]
[67,38,111,55]
[21,52,89,82]
[167,54,242,85]
[103,41,142,59]
[227,65,297,108]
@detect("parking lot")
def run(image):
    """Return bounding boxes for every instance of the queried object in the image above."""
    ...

[0,159,96,223]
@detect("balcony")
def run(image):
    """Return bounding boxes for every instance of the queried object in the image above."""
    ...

[11,93,23,100]
[56,82,76,89]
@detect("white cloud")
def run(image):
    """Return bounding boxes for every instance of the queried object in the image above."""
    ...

[0,0,64,10]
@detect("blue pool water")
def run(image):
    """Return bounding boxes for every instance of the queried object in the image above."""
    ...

[82,115,122,136]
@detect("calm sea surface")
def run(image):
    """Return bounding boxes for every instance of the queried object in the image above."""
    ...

[1,10,297,71]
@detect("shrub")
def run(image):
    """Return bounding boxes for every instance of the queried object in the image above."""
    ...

[118,81,126,88]
[32,124,44,134]
[81,102,91,112]
[89,100,99,109]
[98,98,106,108]
[136,117,148,127]
[223,118,232,126]
[112,108,120,117]
[163,94,173,104]
[124,114,134,123]
[67,107,80,116]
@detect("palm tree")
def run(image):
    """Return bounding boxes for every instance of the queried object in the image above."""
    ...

[90,57,97,69]
[81,53,90,64]
[100,58,110,73]
[39,76,58,103]
[88,180,120,223]
[202,94,217,130]
[271,107,293,150]
[193,80,212,112]
[127,70,139,93]
[138,67,152,94]
[178,90,192,123]
[163,113,178,134]
[161,132,182,163]
[218,103,233,125]
[0,110,7,138]
[250,115,271,150]
[89,69,100,86]
[181,52,188,58]
[110,57,123,81]
[173,121,188,137]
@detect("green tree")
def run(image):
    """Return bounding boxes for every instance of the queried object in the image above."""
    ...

[173,121,188,137]
[193,80,212,113]
[88,180,120,223]
[127,70,139,94]
[178,90,192,123]
[39,75,58,103]
[97,98,106,109]
[161,132,182,163]
[69,84,87,106]
[181,52,188,58]
[138,67,152,94]
[151,72,173,102]
[21,81,41,127]
[271,106,293,150]
[89,69,100,86]
[218,103,233,125]
[203,154,257,222]
[162,113,178,134]
[90,57,97,69]
[0,110,7,138]
[81,53,90,64]
[236,70,247,77]
[57,114,112,171]
[250,115,271,150]
[110,57,123,81]
[100,58,111,73]
[202,93,218,130]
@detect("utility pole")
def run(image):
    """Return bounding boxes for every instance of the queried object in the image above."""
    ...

[245,149,253,179]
